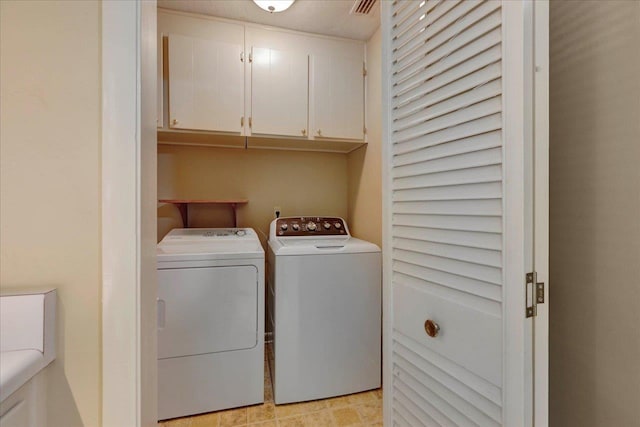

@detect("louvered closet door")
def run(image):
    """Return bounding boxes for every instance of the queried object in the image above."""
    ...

[384,1,537,426]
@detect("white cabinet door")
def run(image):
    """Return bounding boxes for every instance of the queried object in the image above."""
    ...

[251,46,308,137]
[312,53,364,140]
[168,33,243,133]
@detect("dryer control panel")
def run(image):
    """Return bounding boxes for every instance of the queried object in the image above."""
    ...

[275,217,348,237]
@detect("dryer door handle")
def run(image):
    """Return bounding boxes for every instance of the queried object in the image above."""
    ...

[157,299,166,329]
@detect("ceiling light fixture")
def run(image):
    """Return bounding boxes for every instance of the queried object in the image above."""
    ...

[252,0,295,13]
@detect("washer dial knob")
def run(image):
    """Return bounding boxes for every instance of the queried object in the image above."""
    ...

[334,222,342,229]
[307,221,317,231]
[292,224,300,231]
[280,223,288,231]
[323,222,331,230]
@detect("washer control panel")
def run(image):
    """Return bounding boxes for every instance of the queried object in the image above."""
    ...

[276,217,347,237]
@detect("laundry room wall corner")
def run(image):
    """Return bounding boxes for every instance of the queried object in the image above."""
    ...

[348,26,382,247]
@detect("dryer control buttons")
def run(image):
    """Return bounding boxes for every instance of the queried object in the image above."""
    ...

[306,222,317,231]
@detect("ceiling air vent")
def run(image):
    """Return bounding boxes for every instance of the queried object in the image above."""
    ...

[350,0,377,15]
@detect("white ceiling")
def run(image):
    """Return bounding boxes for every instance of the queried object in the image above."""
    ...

[157,0,381,41]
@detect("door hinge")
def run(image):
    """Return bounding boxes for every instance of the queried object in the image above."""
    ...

[526,272,545,318]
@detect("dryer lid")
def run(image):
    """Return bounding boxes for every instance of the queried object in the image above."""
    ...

[157,228,264,261]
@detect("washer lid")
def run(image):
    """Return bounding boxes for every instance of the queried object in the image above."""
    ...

[157,228,264,261]
[269,237,380,256]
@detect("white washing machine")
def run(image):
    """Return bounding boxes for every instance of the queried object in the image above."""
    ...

[157,228,264,420]
[267,217,381,404]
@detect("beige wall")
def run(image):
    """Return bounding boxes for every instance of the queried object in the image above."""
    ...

[0,1,102,426]
[158,145,349,244]
[348,27,382,247]
[549,1,640,426]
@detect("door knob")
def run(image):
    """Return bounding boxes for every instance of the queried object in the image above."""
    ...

[424,319,440,338]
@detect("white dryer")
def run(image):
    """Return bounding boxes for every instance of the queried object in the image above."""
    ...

[267,217,381,404]
[157,228,264,420]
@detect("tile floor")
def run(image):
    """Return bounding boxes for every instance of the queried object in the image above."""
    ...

[159,345,382,427]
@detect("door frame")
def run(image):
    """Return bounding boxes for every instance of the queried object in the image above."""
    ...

[533,1,550,425]
[381,1,547,425]
[101,1,157,426]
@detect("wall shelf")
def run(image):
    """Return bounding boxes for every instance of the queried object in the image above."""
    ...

[158,130,246,149]
[158,199,248,227]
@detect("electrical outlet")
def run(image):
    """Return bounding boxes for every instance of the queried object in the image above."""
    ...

[274,206,281,218]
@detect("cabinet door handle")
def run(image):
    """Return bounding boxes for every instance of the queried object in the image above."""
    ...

[301,129,306,136]
[241,116,244,127]
[171,119,178,126]
[317,129,322,136]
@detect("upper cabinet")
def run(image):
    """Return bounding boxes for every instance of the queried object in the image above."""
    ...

[250,46,308,138]
[168,33,244,133]
[312,54,365,140]
[158,9,367,152]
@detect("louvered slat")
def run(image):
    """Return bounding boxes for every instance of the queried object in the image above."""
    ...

[394,333,502,405]
[393,1,483,62]
[393,260,502,302]
[394,79,502,132]
[397,364,493,427]
[395,340,502,422]
[392,199,502,216]
[393,214,502,233]
[394,238,502,268]
[393,131,502,167]
[393,249,502,285]
[393,225,502,251]
[394,146,502,177]
[389,0,505,424]
[393,0,462,54]
[393,0,439,37]
[394,1,500,71]
[393,181,502,202]
[393,164,502,191]
[393,113,502,155]
[394,398,431,427]
[393,30,501,97]
[393,7,501,80]
[393,96,501,143]
[395,383,458,427]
